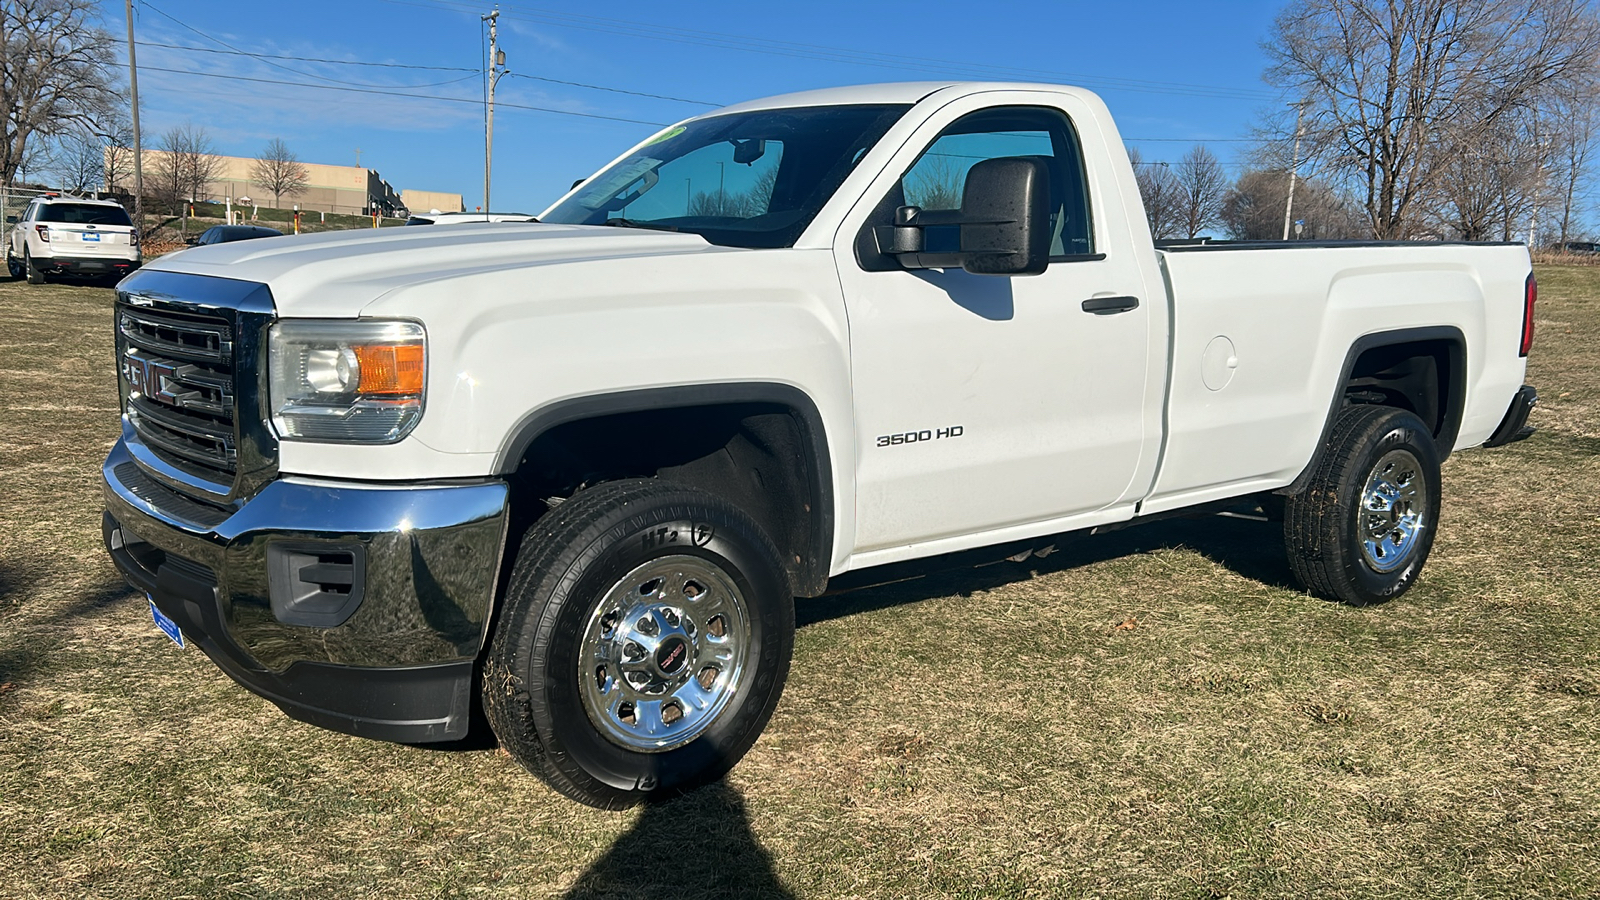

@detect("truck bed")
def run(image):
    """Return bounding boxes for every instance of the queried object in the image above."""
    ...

[1139,241,1532,516]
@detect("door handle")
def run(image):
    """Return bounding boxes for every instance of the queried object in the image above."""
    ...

[1081,296,1140,315]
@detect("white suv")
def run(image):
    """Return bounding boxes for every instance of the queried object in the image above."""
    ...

[6,195,141,284]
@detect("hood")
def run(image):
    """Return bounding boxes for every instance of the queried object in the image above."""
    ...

[145,222,717,317]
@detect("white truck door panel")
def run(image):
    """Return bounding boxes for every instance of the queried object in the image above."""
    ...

[834,98,1156,554]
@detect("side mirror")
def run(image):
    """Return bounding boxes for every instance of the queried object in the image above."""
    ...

[4,215,15,225]
[875,157,1051,276]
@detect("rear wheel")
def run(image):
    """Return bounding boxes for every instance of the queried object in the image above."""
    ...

[1284,405,1441,605]
[484,479,794,808]
[24,250,45,284]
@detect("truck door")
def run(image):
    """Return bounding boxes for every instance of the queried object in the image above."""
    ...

[835,100,1157,555]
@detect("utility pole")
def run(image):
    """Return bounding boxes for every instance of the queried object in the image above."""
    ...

[1282,101,1307,241]
[125,0,145,236]
[482,7,507,218]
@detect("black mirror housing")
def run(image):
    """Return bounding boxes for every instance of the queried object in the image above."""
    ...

[958,157,1051,275]
[871,157,1051,276]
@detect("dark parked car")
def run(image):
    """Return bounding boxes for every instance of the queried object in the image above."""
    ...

[189,224,283,246]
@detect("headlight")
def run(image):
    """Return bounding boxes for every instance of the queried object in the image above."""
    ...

[268,320,426,443]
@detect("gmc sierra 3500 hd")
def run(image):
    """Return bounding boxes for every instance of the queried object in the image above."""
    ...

[102,82,1539,808]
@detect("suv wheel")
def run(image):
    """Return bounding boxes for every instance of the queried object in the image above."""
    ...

[484,479,794,808]
[24,249,45,285]
[1284,405,1442,605]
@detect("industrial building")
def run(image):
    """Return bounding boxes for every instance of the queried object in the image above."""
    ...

[112,150,463,217]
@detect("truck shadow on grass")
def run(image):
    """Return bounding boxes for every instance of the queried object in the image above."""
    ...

[801,511,1299,627]
[561,782,795,900]
[0,570,139,693]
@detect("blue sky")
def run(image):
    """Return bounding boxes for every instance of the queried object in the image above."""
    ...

[118,0,1290,213]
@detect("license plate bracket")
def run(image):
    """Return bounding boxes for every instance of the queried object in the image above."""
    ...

[149,596,184,648]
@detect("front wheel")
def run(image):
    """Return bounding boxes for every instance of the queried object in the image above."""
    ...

[1284,405,1442,605]
[484,479,794,808]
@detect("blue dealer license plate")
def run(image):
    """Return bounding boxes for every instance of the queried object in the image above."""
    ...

[149,597,184,648]
[82,232,100,241]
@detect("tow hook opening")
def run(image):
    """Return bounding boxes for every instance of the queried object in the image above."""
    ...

[267,542,367,628]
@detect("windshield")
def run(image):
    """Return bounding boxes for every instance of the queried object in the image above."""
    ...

[39,203,133,226]
[541,104,909,249]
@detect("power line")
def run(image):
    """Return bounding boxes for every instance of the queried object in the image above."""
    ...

[504,72,719,107]
[137,64,669,126]
[139,0,371,88]
[373,0,1281,103]
[135,38,718,106]
[138,1,471,90]
[131,7,1257,144]
[136,39,478,72]
[138,64,1253,144]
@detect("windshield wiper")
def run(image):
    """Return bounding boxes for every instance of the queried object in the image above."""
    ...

[601,218,678,232]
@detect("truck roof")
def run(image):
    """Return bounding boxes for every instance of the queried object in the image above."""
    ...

[714,81,1103,115]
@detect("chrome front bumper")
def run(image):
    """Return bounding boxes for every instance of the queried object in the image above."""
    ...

[102,436,510,742]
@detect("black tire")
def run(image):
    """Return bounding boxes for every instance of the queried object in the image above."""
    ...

[5,252,21,280]
[484,479,794,808]
[24,250,44,285]
[1284,405,1442,605]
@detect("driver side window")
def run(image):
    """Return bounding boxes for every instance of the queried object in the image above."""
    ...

[899,107,1095,258]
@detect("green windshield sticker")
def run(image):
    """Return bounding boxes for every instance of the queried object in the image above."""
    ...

[642,126,685,147]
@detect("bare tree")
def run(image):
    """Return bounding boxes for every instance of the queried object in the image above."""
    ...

[1550,83,1599,246]
[1174,145,1229,238]
[687,167,778,218]
[1223,168,1364,239]
[1432,105,1558,241]
[904,154,965,210]
[151,124,223,234]
[1,0,120,186]
[43,112,127,194]
[250,138,309,208]
[1263,0,1600,239]
[48,125,104,193]
[102,119,135,194]
[1128,146,1185,240]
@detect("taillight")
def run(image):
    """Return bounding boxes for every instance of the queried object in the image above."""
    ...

[130,230,140,247]
[1520,272,1536,357]
[34,224,49,242]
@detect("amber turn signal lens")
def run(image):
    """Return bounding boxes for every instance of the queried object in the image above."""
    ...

[353,343,425,395]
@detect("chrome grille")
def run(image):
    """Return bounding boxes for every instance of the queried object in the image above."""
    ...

[118,305,237,484]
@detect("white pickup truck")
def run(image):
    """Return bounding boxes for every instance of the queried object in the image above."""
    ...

[102,82,1538,808]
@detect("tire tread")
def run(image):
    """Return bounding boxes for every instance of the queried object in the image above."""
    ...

[1284,404,1434,604]
[484,479,789,808]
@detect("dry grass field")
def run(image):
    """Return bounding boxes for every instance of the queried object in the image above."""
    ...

[0,265,1596,899]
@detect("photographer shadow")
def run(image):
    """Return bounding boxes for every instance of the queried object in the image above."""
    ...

[562,782,794,900]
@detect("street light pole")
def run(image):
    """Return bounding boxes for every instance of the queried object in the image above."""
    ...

[482,7,506,218]
[1282,101,1308,241]
[125,0,145,235]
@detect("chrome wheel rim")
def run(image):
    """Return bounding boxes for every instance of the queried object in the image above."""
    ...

[578,554,751,752]
[1359,448,1428,573]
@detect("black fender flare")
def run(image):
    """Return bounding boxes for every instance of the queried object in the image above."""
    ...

[494,383,835,596]
[1280,325,1467,496]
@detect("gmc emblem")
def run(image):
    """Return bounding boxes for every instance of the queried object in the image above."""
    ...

[123,356,179,407]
